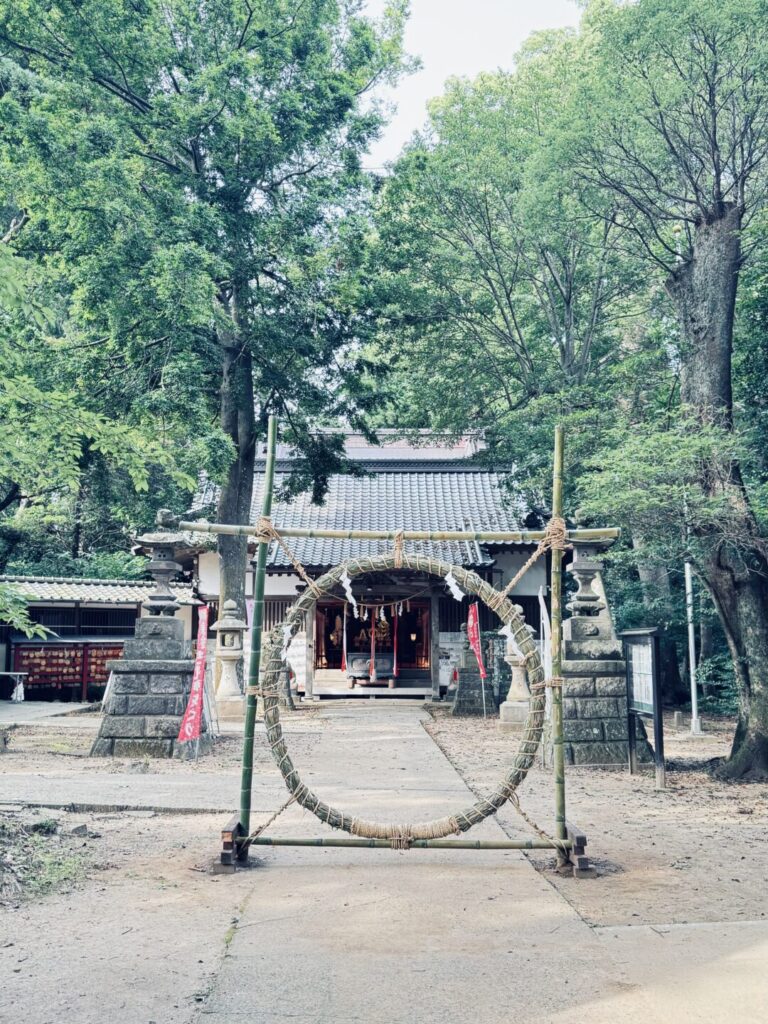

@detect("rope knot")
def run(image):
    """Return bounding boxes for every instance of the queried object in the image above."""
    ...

[256,516,321,597]
[492,514,570,605]
[393,529,405,569]
[543,516,568,551]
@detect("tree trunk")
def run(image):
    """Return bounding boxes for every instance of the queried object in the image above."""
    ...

[216,290,256,691]
[667,204,768,778]
[71,478,85,560]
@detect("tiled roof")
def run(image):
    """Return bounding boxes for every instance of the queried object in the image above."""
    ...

[0,576,197,605]
[248,468,530,570]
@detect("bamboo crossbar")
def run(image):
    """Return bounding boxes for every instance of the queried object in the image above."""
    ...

[177,520,619,544]
[247,836,573,850]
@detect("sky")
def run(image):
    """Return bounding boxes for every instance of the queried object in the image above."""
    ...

[363,0,581,168]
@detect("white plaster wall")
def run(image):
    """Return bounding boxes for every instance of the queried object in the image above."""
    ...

[198,550,302,600]
[197,550,220,597]
[493,550,546,596]
[258,573,304,597]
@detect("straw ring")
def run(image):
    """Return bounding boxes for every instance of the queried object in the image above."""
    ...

[260,553,546,840]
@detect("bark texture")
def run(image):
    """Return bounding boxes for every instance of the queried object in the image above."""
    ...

[667,205,768,778]
[216,290,256,692]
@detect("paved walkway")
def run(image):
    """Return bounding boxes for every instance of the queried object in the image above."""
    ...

[199,705,768,1024]
[0,700,92,726]
[1,703,766,1023]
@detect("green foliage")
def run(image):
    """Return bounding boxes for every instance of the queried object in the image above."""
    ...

[369,1,768,723]
[0,1,410,576]
[578,412,748,562]
[697,652,739,715]
[0,583,47,636]
[5,550,149,580]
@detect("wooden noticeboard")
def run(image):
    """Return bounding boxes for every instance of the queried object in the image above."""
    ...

[619,628,665,789]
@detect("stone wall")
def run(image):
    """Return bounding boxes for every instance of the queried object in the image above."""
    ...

[91,616,209,758]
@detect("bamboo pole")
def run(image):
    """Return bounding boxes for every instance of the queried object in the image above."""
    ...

[550,425,569,869]
[239,415,278,837]
[177,521,619,544]
[247,836,572,850]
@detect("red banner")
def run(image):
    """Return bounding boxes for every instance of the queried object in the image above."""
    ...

[177,605,210,744]
[466,603,486,679]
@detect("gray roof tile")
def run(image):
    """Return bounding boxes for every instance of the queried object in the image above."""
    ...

[249,469,527,570]
[0,576,197,605]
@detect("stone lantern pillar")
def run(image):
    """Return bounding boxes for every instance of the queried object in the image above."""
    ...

[499,604,534,733]
[213,599,246,722]
[552,540,651,765]
[91,514,203,758]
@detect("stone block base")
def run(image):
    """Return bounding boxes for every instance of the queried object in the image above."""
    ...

[451,667,495,716]
[543,657,653,766]
[216,695,245,722]
[91,616,208,758]
[498,700,528,733]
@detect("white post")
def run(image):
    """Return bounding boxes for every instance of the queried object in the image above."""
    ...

[684,560,702,735]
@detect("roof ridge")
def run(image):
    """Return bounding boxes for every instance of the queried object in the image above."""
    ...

[0,574,187,588]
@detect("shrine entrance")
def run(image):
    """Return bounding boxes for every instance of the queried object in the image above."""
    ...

[315,594,431,692]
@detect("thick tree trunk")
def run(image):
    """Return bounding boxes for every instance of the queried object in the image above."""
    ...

[216,291,256,690]
[667,204,768,778]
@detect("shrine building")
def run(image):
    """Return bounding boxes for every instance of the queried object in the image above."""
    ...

[193,431,548,700]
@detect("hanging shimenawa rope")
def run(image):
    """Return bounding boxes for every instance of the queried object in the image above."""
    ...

[255,541,556,850]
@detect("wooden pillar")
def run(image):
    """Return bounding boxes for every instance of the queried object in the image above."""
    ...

[430,590,441,702]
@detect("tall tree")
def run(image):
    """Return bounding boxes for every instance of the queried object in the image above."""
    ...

[578,0,768,775]
[368,32,637,482]
[0,1,408,620]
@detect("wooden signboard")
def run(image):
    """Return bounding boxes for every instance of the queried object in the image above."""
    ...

[619,628,666,790]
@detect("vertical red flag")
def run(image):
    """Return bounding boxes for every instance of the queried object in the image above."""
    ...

[178,605,210,744]
[466,603,486,679]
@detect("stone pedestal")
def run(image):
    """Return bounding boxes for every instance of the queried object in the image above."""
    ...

[91,617,210,758]
[498,651,531,733]
[215,656,245,721]
[216,695,245,722]
[544,543,652,766]
[451,652,495,716]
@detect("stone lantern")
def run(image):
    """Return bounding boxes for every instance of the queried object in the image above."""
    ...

[499,604,534,734]
[212,599,247,721]
[135,510,188,617]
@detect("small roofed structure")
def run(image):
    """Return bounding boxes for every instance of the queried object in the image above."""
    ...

[0,575,198,702]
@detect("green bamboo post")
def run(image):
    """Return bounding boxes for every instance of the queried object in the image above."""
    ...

[550,425,569,869]
[239,414,278,838]
[247,836,572,850]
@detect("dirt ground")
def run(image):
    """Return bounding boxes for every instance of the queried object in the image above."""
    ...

[0,706,325,778]
[2,707,767,931]
[424,710,768,927]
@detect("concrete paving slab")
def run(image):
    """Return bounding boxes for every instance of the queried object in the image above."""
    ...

[3,702,766,1024]
[195,704,613,1023]
[0,701,92,725]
